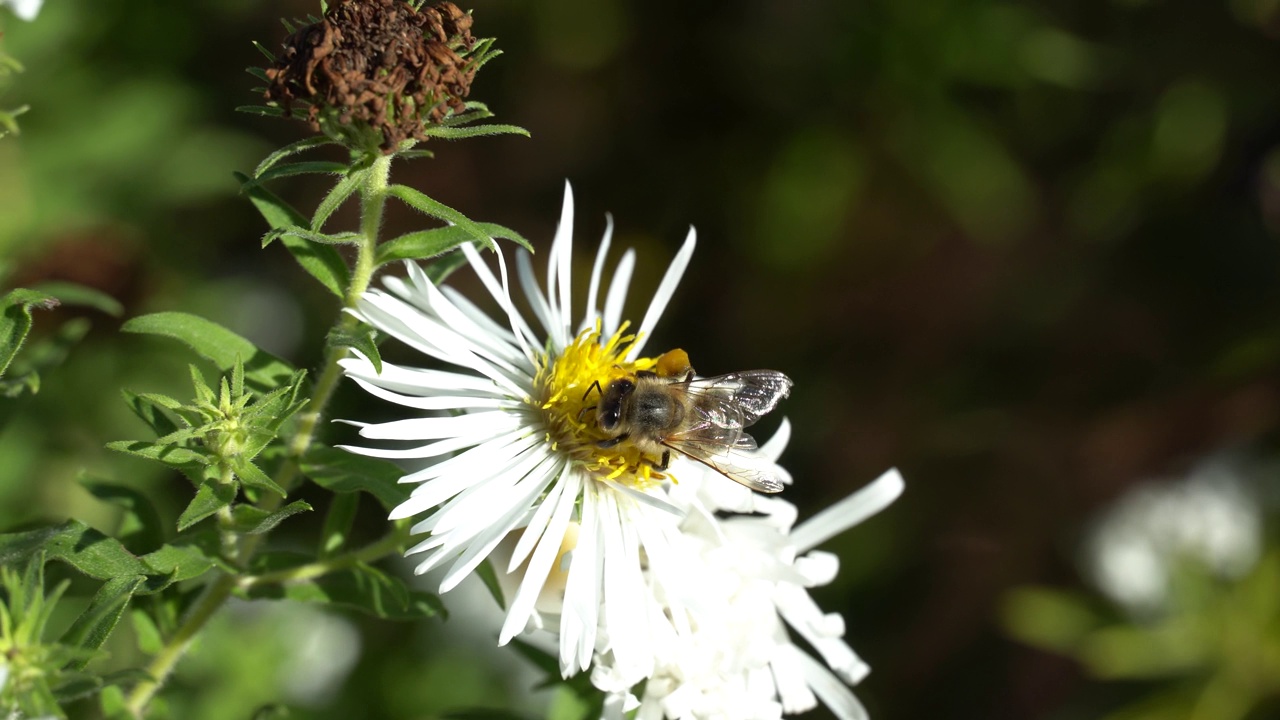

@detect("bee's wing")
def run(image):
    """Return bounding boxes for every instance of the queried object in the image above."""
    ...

[661,433,784,494]
[682,371,793,428]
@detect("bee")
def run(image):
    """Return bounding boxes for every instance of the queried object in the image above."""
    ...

[588,350,793,493]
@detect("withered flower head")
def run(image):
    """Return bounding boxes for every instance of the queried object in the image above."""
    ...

[264,0,477,153]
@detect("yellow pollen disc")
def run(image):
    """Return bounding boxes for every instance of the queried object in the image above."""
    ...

[531,322,667,488]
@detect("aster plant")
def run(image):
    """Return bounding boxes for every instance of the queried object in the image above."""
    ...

[0,1,902,718]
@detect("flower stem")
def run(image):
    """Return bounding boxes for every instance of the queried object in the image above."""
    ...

[125,154,395,718]
[238,527,407,588]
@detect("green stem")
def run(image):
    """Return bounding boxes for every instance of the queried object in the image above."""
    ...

[125,153,395,718]
[124,575,236,719]
[239,529,407,588]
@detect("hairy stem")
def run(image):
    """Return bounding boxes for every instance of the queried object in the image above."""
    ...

[239,527,408,588]
[125,154,395,718]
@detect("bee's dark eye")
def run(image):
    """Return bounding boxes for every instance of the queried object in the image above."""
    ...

[602,407,621,429]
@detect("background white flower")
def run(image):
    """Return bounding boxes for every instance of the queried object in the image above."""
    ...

[1,0,41,21]
[594,422,905,720]
[1083,456,1262,615]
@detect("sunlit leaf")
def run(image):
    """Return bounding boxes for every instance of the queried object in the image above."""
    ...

[122,312,295,392]
[300,445,410,511]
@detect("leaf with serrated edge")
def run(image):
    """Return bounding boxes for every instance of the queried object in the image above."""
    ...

[177,481,238,532]
[230,500,312,535]
[238,562,444,620]
[0,521,183,594]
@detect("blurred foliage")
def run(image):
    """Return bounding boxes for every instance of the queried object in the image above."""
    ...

[0,0,1277,718]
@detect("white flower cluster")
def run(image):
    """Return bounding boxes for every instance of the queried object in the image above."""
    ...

[0,0,41,21]
[343,185,903,718]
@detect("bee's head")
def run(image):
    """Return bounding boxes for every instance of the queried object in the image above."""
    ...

[596,378,635,432]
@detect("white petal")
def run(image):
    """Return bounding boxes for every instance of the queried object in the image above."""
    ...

[548,181,575,348]
[627,228,695,359]
[500,468,580,643]
[795,651,870,720]
[581,214,615,333]
[791,468,904,553]
[516,250,558,344]
[354,411,521,441]
[602,249,635,338]
[459,242,537,362]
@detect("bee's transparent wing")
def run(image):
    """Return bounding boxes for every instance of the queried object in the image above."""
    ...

[662,432,784,494]
[682,371,793,429]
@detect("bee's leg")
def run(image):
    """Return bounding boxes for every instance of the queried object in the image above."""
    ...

[653,450,671,471]
[581,380,603,401]
[576,405,597,422]
[596,433,628,449]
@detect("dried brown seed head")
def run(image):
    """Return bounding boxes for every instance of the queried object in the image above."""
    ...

[264,0,477,153]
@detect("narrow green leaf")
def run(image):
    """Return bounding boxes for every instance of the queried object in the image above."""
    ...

[253,136,334,178]
[312,168,367,231]
[177,481,238,532]
[425,248,471,284]
[32,281,123,317]
[236,105,286,117]
[300,445,411,511]
[385,185,495,247]
[0,288,58,378]
[131,609,163,655]
[475,558,506,610]
[246,66,271,83]
[422,124,530,141]
[119,389,181,438]
[121,312,295,392]
[238,562,445,620]
[319,492,359,558]
[257,160,349,183]
[236,170,308,228]
[273,226,362,246]
[232,457,287,497]
[106,440,210,483]
[251,40,277,62]
[326,325,382,374]
[230,500,312,535]
[81,478,166,553]
[377,222,530,265]
[61,575,146,667]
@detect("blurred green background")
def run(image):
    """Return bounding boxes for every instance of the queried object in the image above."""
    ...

[3,0,1280,718]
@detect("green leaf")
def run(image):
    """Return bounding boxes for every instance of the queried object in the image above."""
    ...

[300,445,410,511]
[120,389,182,437]
[232,457,288,498]
[31,281,124,317]
[236,171,350,298]
[256,160,349,183]
[267,226,362,246]
[312,167,367,231]
[106,440,210,483]
[443,711,538,720]
[236,105,286,117]
[253,135,336,178]
[1000,586,1101,654]
[422,124,530,141]
[0,521,178,593]
[121,312,295,393]
[319,492,359,558]
[251,40,277,62]
[425,248,472,284]
[327,324,382,374]
[230,500,313,535]
[238,561,445,620]
[376,223,528,266]
[0,288,58,379]
[142,539,219,582]
[61,575,146,667]
[81,478,166,553]
[131,608,163,655]
[177,480,238,532]
[384,185,495,248]
[475,558,506,611]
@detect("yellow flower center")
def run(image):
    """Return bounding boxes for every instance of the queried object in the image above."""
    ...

[531,323,670,488]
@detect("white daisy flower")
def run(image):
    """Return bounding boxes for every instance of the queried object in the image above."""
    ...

[1,0,42,21]
[594,427,904,720]
[341,183,712,680]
